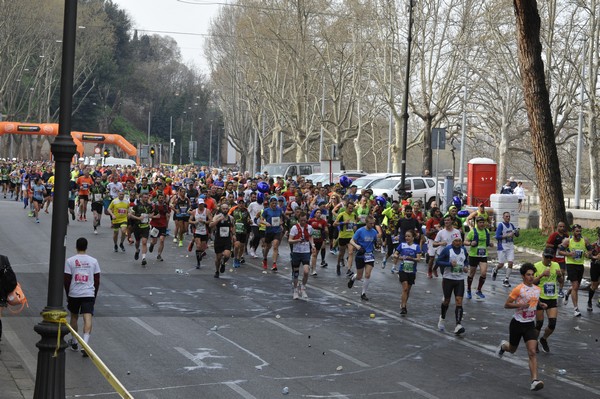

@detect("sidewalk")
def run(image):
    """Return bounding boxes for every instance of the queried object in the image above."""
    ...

[0,340,35,399]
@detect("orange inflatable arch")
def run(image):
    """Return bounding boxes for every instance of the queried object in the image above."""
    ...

[0,122,137,162]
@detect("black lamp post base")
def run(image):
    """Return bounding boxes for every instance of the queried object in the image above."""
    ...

[33,312,70,399]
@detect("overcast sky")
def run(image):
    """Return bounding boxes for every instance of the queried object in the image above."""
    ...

[117,0,222,73]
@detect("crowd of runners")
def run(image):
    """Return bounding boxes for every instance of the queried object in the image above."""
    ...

[2,158,600,391]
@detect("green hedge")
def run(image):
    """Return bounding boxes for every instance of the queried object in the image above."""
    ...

[514,228,597,251]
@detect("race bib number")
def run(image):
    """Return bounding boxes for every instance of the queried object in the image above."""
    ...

[451,264,462,275]
[123,195,130,202]
[74,273,89,283]
[271,216,280,227]
[477,248,486,257]
[392,236,400,244]
[364,252,374,263]
[117,208,127,214]
[235,222,245,233]
[346,222,354,231]
[574,250,583,260]
[543,282,556,296]
[219,226,229,237]
[81,183,89,189]
[141,213,149,224]
[197,225,207,235]
[311,229,321,239]
[359,215,366,223]
[180,206,188,215]
[521,309,535,320]
[403,260,415,273]
[93,193,102,202]
[150,227,159,238]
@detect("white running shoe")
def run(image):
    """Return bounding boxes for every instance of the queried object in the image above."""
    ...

[293,288,299,300]
[437,316,445,332]
[530,380,544,391]
[301,286,308,299]
[454,324,465,336]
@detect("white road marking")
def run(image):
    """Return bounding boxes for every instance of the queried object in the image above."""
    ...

[209,330,270,370]
[398,382,440,399]
[223,381,258,399]
[328,393,350,398]
[68,380,250,397]
[265,317,302,335]
[174,347,226,370]
[329,349,370,368]
[129,317,162,336]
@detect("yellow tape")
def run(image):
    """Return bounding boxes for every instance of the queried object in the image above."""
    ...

[42,311,134,399]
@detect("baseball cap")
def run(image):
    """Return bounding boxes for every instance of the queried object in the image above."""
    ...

[269,196,278,202]
[198,198,205,205]
[543,247,555,258]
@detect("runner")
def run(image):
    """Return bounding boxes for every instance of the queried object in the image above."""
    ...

[381,201,402,270]
[89,176,106,234]
[260,196,285,272]
[76,168,94,221]
[172,187,191,247]
[209,202,234,278]
[464,217,494,300]
[107,191,129,253]
[533,247,563,353]
[497,263,546,392]
[492,212,520,287]
[149,193,170,261]
[333,201,357,277]
[545,221,569,298]
[560,224,591,317]
[347,215,380,301]
[64,237,101,358]
[231,199,251,268]
[288,211,316,299]
[130,192,154,267]
[435,236,469,335]
[30,177,46,223]
[392,230,421,315]
[308,209,329,276]
[425,207,443,278]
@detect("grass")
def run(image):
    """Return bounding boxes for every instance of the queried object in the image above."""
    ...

[514,228,597,251]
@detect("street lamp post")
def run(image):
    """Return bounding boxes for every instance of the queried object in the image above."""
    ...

[399,0,415,195]
[209,120,213,166]
[574,37,587,209]
[169,116,173,164]
[458,65,468,188]
[33,1,78,397]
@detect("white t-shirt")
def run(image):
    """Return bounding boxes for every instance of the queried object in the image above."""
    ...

[434,228,462,255]
[514,186,525,199]
[289,224,314,253]
[65,254,101,298]
[107,181,124,198]
[248,201,264,226]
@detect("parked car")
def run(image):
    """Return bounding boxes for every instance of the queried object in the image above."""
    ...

[370,176,439,208]
[350,173,406,190]
[305,172,366,185]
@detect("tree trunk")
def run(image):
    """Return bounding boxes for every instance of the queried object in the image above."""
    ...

[513,0,566,233]
[422,115,433,176]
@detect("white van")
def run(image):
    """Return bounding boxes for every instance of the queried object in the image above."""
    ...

[263,162,321,178]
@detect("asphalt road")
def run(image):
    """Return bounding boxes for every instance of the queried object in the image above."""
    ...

[1,197,599,399]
